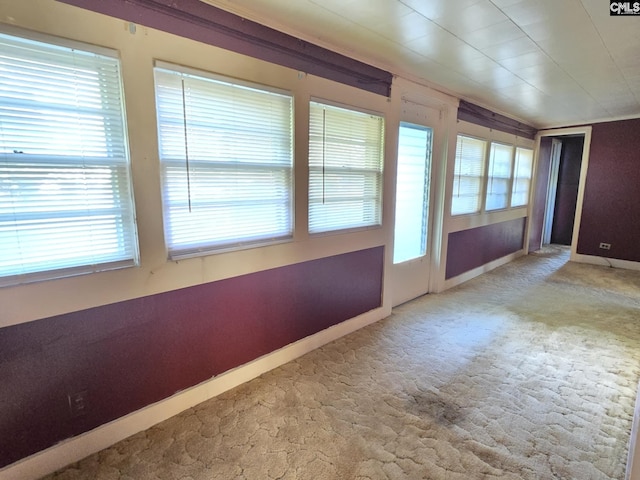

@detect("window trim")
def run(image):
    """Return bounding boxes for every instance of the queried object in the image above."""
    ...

[0,24,118,58]
[510,146,535,208]
[0,27,139,287]
[153,61,295,259]
[307,98,385,235]
[451,134,488,216]
[484,141,515,212]
[393,121,433,264]
[154,60,293,98]
[451,131,534,218]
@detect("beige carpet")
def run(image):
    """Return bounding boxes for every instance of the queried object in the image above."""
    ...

[44,246,640,479]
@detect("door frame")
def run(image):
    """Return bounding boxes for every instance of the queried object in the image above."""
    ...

[389,97,448,306]
[534,126,592,261]
[542,138,562,244]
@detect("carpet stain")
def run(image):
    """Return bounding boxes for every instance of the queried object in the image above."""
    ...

[408,390,465,427]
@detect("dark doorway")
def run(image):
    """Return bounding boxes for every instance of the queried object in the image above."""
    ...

[550,136,584,245]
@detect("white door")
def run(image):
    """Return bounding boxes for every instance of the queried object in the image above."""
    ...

[391,108,439,306]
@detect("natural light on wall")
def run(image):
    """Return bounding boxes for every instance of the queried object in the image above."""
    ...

[393,123,432,264]
[0,32,139,286]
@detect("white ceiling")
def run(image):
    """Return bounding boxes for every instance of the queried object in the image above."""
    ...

[202,0,640,129]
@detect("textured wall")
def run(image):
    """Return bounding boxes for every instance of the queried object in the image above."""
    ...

[445,218,526,279]
[0,247,384,468]
[577,118,640,262]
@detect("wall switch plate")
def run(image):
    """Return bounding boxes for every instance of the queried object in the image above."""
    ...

[68,390,88,418]
[599,242,611,250]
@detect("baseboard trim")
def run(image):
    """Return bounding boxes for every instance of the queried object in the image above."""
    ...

[572,253,640,272]
[443,250,524,291]
[0,306,388,480]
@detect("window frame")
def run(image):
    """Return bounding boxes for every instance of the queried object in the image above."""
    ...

[153,61,295,259]
[484,142,515,212]
[0,28,139,287]
[511,147,534,208]
[393,121,433,264]
[451,131,535,217]
[451,134,488,216]
[307,98,385,235]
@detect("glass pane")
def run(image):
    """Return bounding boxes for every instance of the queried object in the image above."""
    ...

[486,143,513,211]
[308,101,384,233]
[451,135,486,215]
[154,66,294,256]
[393,123,432,264]
[511,147,534,207]
[0,32,138,285]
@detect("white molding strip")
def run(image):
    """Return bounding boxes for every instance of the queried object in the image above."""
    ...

[572,253,640,272]
[0,307,387,480]
[626,381,640,480]
[443,250,525,291]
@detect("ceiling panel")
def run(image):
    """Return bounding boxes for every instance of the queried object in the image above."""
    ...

[371,11,439,43]
[202,0,640,128]
[394,0,484,22]
[458,20,526,50]
[432,1,507,36]
[480,36,540,61]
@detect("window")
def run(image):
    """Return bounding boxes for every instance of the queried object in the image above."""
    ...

[485,142,513,211]
[393,123,432,264]
[308,101,384,233]
[0,32,138,285]
[511,147,534,207]
[451,135,486,215]
[154,63,294,257]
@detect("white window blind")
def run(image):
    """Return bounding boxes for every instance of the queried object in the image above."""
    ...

[485,142,513,211]
[451,135,486,215]
[393,123,432,264]
[154,64,293,257]
[308,101,384,233]
[0,32,138,285]
[511,147,534,207]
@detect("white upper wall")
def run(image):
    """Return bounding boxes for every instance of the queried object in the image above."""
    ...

[0,0,461,327]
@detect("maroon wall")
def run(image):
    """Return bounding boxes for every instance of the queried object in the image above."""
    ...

[551,136,583,246]
[577,118,640,261]
[445,218,526,279]
[528,137,552,252]
[0,247,383,468]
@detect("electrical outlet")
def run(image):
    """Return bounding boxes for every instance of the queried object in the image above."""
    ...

[599,242,611,250]
[68,390,88,418]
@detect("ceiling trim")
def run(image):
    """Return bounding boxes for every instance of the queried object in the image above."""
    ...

[457,100,537,139]
[55,0,393,96]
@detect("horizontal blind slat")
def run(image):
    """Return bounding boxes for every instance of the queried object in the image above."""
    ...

[451,135,486,215]
[154,65,293,256]
[486,143,514,211]
[0,32,138,284]
[511,147,534,207]
[308,101,384,233]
